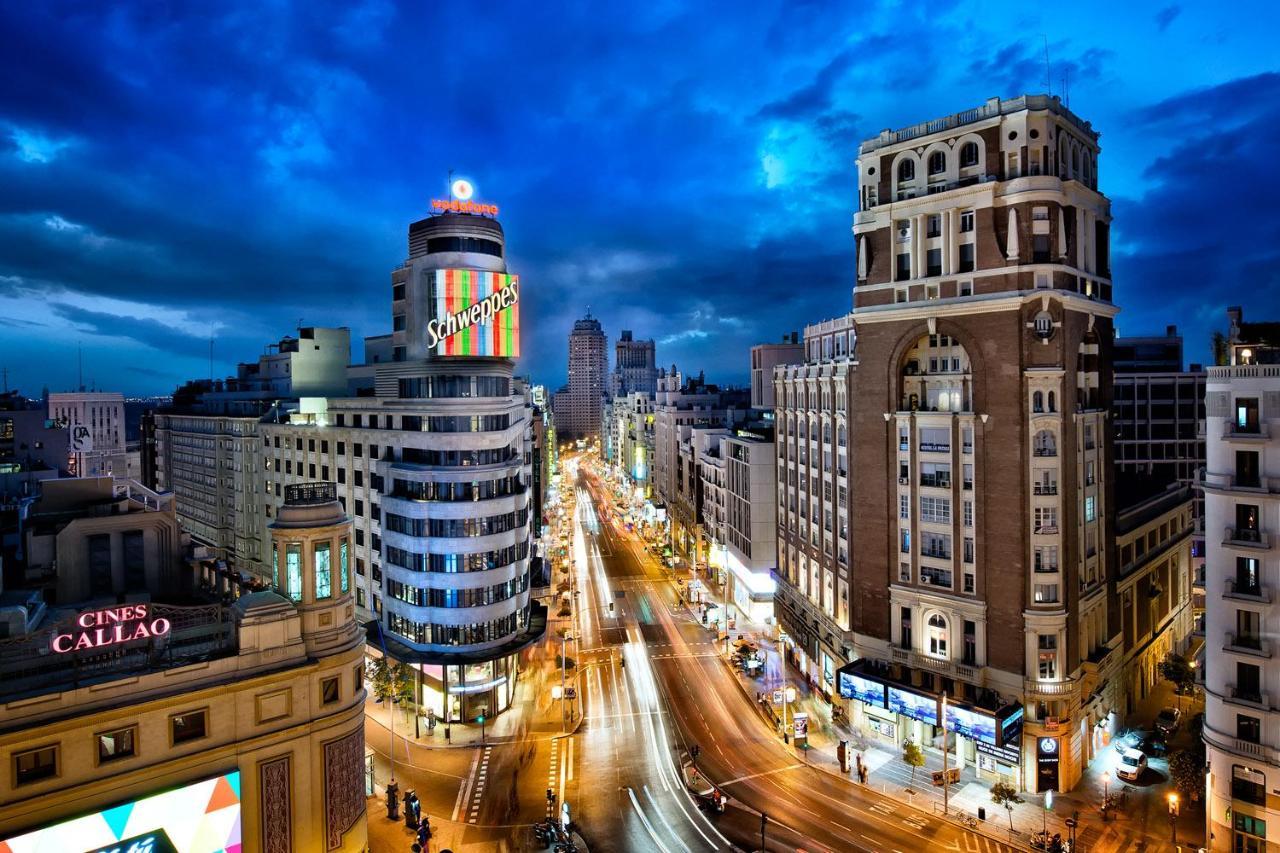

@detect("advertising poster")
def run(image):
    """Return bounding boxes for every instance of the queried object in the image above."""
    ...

[887,686,939,725]
[944,703,998,746]
[838,672,887,709]
[427,269,520,356]
[0,770,241,853]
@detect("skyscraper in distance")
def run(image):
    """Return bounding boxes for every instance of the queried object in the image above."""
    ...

[555,313,607,441]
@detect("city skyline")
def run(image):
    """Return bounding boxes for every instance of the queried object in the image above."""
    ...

[1,2,1277,395]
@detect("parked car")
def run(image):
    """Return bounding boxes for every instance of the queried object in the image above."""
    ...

[1137,733,1168,757]
[1155,707,1182,737]
[1117,748,1147,781]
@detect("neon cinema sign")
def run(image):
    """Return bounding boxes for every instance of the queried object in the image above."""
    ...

[52,604,171,653]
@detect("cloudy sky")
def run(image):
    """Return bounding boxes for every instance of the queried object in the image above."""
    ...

[1,1,1276,395]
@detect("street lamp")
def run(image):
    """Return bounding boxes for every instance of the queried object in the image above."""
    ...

[1101,770,1111,819]
[1167,792,1179,844]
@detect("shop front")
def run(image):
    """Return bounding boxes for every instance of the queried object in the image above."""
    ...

[838,661,1023,784]
[417,655,519,724]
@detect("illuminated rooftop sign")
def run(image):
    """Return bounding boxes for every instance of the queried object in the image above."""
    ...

[431,198,499,216]
[52,604,171,654]
[427,269,520,357]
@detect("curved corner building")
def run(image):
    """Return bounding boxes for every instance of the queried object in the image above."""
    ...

[363,209,544,722]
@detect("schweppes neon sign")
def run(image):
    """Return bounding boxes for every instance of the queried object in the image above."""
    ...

[427,269,520,357]
[51,604,171,653]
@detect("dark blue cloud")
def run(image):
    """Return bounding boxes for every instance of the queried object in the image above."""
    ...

[0,1,1275,395]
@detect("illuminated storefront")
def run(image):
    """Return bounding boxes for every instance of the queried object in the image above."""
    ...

[838,661,1023,783]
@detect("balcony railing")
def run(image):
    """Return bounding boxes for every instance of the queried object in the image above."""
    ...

[1225,632,1272,658]
[1226,578,1272,603]
[1033,483,1059,496]
[919,475,951,489]
[1033,448,1057,457]
[1225,527,1271,550]
[1227,684,1268,708]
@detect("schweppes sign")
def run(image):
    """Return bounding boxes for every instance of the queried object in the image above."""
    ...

[426,269,520,357]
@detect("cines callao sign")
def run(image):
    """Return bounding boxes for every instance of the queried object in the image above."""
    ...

[51,604,171,654]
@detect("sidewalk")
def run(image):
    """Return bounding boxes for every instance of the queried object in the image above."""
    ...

[701,603,1206,853]
[364,640,583,750]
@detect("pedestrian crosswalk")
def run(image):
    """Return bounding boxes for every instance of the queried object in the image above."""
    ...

[467,745,492,824]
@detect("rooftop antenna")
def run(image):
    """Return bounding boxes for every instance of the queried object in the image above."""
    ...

[78,341,83,392]
[1042,35,1052,97]
[1063,67,1071,107]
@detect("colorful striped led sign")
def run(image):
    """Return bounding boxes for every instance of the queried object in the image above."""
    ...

[427,269,520,357]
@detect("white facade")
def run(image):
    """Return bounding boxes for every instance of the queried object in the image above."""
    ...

[700,432,778,623]
[47,392,126,478]
[1203,362,1280,852]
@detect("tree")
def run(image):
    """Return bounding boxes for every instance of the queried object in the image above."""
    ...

[1159,653,1196,699]
[990,781,1024,830]
[392,663,417,706]
[1211,330,1229,367]
[1169,750,1204,799]
[901,740,925,787]
[369,657,392,703]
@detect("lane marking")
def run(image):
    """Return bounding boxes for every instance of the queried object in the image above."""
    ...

[627,786,674,853]
[644,784,694,853]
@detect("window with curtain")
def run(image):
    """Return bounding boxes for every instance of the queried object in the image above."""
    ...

[315,541,332,599]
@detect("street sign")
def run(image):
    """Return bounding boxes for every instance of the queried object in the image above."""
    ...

[565,687,577,700]
[772,690,785,704]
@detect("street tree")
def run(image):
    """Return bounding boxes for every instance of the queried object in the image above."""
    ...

[369,657,392,703]
[1159,653,1196,702]
[901,740,925,787]
[1169,750,1204,799]
[990,780,1024,830]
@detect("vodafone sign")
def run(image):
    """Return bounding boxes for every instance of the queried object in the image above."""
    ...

[51,604,171,654]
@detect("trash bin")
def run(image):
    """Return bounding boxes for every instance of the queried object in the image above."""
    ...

[977,806,986,821]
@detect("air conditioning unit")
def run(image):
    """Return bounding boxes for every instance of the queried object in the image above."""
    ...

[898,477,909,485]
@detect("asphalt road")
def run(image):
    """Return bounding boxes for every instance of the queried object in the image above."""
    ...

[567,463,1018,853]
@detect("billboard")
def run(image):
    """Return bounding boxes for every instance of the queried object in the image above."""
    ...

[1,770,241,853]
[427,269,520,357]
[887,686,939,725]
[945,703,999,746]
[838,671,887,709]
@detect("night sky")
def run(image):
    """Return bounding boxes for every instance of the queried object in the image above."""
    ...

[1,2,1276,396]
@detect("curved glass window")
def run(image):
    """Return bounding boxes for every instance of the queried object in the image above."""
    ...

[315,541,332,599]
[385,508,529,538]
[340,539,350,594]
[398,375,510,399]
[400,446,521,467]
[392,476,522,502]
[286,543,302,603]
[425,236,503,257]
[386,541,528,573]
[387,573,529,607]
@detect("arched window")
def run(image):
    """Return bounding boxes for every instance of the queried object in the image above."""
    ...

[928,151,946,175]
[959,141,979,168]
[1033,391,1044,413]
[837,424,847,447]
[1047,391,1057,413]
[1070,147,1080,176]
[898,159,915,182]
[823,422,833,445]
[1034,430,1057,457]
[927,614,949,657]
[798,420,807,440]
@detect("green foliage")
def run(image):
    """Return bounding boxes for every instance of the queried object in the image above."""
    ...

[1211,330,1229,367]
[369,657,392,703]
[990,780,1024,829]
[901,740,925,786]
[1159,653,1196,696]
[1169,750,1204,798]
[392,663,417,706]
